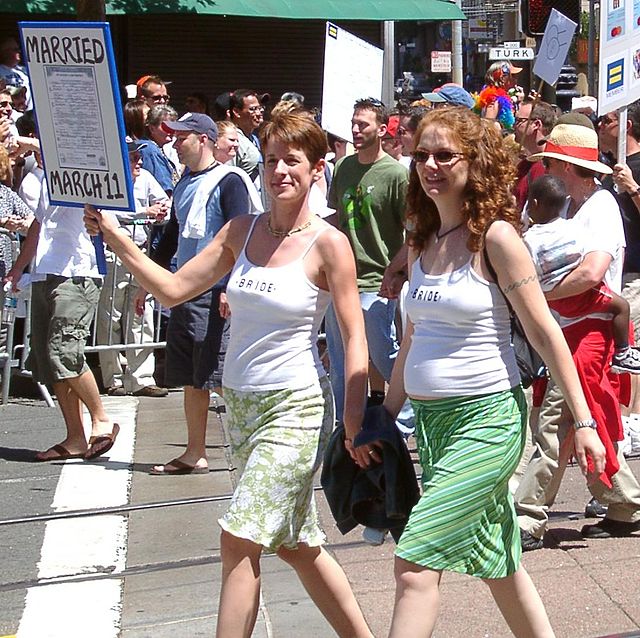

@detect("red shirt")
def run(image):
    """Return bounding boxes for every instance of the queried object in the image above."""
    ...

[514,159,545,211]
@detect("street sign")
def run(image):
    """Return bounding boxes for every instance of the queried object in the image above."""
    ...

[431,50,452,73]
[489,47,535,60]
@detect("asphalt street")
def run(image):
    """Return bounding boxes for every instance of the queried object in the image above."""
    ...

[1,390,640,638]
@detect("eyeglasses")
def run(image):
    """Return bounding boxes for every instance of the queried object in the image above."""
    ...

[514,117,530,126]
[597,115,616,128]
[0,101,12,108]
[148,94,170,103]
[247,105,265,114]
[411,150,465,165]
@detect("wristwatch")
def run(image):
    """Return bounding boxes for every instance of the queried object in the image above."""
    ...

[630,186,640,198]
[574,418,598,430]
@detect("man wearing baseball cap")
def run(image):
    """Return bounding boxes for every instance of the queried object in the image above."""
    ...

[515,123,640,548]
[149,111,259,474]
[421,84,475,109]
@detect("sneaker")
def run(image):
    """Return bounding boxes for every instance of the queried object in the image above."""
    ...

[520,529,543,551]
[106,386,126,396]
[362,527,388,546]
[132,385,169,397]
[611,347,640,374]
[581,518,640,539]
[584,497,608,518]
[621,416,633,457]
[629,415,640,456]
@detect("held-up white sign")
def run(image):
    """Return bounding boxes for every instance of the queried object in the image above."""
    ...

[321,22,383,144]
[489,47,535,60]
[532,9,577,86]
[18,22,134,210]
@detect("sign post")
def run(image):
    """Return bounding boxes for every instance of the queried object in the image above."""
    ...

[18,22,134,273]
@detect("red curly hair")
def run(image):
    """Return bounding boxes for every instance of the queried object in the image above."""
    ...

[406,107,521,254]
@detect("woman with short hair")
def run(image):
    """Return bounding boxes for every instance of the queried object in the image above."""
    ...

[84,112,373,637]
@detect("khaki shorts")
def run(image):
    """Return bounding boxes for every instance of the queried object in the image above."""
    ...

[27,275,101,385]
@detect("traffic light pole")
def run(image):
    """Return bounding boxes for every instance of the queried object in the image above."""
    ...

[451,0,464,86]
[587,0,596,94]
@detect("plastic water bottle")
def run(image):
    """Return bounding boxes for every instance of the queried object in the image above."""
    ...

[2,282,17,325]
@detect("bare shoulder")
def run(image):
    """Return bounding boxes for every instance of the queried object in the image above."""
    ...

[315,220,351,253]
[484,219,520,250]
[225,213,260,250]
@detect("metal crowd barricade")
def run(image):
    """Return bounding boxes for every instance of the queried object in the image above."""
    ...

[1,220,167,405]
[1,227,21,405]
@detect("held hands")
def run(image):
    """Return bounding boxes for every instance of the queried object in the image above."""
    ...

[344,434,382,468]
[379,266,407,300]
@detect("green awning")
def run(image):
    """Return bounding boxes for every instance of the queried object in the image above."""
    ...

[3,0,466,20]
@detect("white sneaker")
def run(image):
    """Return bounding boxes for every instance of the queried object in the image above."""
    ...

[628,414,640,455]
[362,527,388,546]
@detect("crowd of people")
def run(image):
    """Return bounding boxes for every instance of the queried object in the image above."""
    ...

[2,29,640,636]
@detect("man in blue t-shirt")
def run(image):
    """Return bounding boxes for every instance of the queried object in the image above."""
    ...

[151,113,252,475]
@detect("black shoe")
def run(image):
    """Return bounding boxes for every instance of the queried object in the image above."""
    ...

[132,385,169,397]
[584,497,608,518]
[581,518,640,539]
[520,529,544,551]
[106,386,126,396]
[367,391,385,407]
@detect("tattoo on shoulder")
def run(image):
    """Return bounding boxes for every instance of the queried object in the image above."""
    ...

[503,274,537,295]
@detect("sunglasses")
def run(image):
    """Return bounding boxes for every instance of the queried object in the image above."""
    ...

[514,117,530,126]
[149,94,170,103]
[247,105,265,114]
[411,150,465,165]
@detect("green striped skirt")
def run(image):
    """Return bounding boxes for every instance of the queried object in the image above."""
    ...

[396,387,526,579]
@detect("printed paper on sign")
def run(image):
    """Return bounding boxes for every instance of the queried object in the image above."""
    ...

[532,8,577,86]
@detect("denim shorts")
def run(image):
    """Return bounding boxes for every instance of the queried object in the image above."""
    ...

[27,275,101,385]
[165,287,229,390]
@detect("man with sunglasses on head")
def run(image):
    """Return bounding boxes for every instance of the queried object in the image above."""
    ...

[326,97,413,439]
[136,75,170,110]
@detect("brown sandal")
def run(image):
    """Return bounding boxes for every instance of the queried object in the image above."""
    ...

[84,424,120,460]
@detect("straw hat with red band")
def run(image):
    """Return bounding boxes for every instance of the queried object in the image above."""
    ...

[527,123,612,175]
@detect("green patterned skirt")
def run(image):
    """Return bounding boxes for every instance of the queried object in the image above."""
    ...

[396,387,526,578]
[219,376,334,553]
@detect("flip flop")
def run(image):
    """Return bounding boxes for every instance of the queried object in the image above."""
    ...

[84,423,120,460]
[149,458,209,475]
[34,444,85,462]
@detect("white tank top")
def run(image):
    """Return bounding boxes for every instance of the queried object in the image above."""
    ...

[223,215,331,391]
[404,255,520,398]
